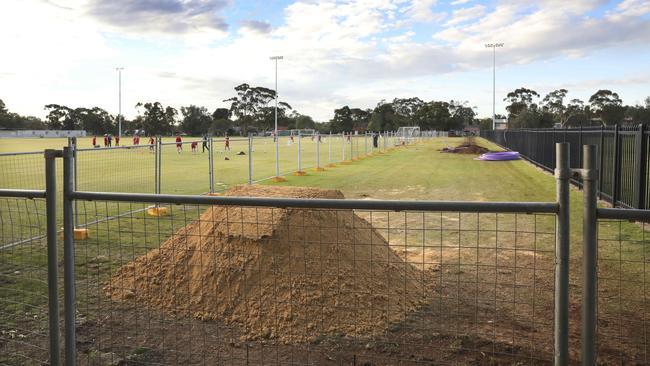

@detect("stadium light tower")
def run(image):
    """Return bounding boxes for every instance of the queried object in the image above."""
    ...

[485,43,503,130]
[270,55,283,179]
[116,67,124,137]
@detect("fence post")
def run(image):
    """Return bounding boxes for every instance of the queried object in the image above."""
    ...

[634,124,647,209]
[342,133,346,161]
[153,136,158,194]
[579,124,584,169]
[275,130,280,179]
[44,149,61,366]
[364,131,368,155]
[611,124,620,207]
[67,137,78,228]
[156,136,163,194]
[248,134,253,184]
[208,137,214,193]
[350,132,354,160]
[62,147,76,366]
[328,131,332,165]
[297,130,302,173]
[581,144,598,366]
[554,143,570,366]
[316,133,321,170]
[598,126,604,200]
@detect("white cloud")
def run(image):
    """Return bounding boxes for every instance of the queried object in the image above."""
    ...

[1,0,650,122]
[445,4,486,26]
[404,0,439,22]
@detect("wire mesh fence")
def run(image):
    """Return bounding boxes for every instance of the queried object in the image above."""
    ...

[68,199,557,365]
[596,217,650,365]
[75,145,156,194]
[0,152,48,190]
[0,197,54,366]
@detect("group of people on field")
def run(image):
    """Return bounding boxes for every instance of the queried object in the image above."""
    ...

[91,134,231,153]
[175,135,229,154]
[91,134,119,147]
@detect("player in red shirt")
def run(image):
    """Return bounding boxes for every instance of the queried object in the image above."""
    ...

[175,135,183,153]
[92,136,96,147]
[224,136,230,151]
[103,135,108,147]
[133,135,138,145]
[115,135,120,146]
[191,141,198,153]
[148,136,155,151]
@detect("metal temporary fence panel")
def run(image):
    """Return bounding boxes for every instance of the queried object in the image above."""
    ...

[0,151,48,190]
[0,151,61,366]
[74,144,156,194]
[594,210,650,365]
[250,136,277,184]
[158,139,212,195]
[66,191,560,365]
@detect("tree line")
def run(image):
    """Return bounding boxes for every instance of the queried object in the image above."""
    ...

[500,88,650,129]
[2,85,649,135]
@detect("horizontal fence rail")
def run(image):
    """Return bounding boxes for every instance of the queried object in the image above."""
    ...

[481,125,650,209]
[69,196,559,365]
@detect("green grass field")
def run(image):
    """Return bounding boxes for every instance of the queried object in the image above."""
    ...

[1,135,647,364]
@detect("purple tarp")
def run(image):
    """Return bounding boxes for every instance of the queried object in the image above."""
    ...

[475,151,521,161]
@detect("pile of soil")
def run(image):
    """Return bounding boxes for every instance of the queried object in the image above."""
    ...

[104,185,424,343]
[440,143,490,154]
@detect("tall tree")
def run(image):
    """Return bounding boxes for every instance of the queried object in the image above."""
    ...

[180,105,212,135]
[413,101,457,130]
[449,100,476,127]
[368,102,396,131]
[135,102,177,135]
[223,83,291,133]
[541,89,568,125]
[589,90,624,125]
[503,88,540,120]
[44,104,74,130]
[392,97,423,126]
[330,106,354,132]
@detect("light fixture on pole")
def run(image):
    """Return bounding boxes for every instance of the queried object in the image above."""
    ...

[485,43,503,130]
[269,55,284,181]
[116,67,124,137]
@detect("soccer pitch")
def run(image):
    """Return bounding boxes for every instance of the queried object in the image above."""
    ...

[0,135,377,194]
[1,136,648,364]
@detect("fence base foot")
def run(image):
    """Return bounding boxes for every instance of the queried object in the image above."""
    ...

[293,170,308,176]
[351,157,359,161]
[205,192,222,196]
[147,207,169,217]
[313,167,326,172]
[326,163,336,168]
[341,160,352,165]
[271,176,287,182]
[59,228,90,240]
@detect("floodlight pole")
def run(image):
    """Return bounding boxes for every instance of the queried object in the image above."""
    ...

[270,56,283,178]
[485,43,503,130]
[116,67,124,138]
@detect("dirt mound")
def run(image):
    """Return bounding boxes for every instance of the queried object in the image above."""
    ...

[105,185,424,343]
[440,144,490,154]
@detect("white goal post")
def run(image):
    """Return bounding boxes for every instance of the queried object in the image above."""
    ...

[395,126,420,144]
[290,129,316,137]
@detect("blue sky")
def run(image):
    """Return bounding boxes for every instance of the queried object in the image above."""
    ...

[1,0,649,122]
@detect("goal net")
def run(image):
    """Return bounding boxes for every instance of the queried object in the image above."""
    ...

[395,126,420,144]
[290,129,316,137]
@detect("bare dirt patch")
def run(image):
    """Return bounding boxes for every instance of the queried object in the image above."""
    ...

[105,185,425,343]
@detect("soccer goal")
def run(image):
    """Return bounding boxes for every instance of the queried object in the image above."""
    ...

[290,129,316,137]
[395,126,420,144]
